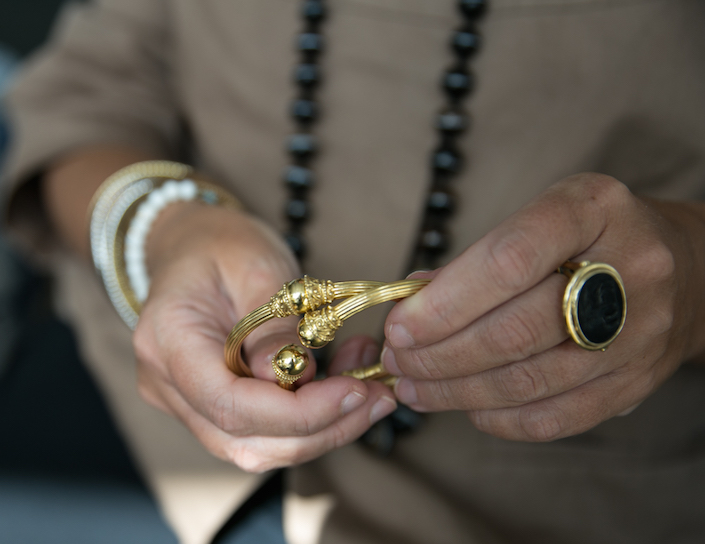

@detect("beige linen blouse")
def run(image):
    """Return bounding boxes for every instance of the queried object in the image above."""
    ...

[4,1,705,543]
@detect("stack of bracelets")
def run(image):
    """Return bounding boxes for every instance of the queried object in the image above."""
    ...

[88,161,432,389]
[88,160,243,329]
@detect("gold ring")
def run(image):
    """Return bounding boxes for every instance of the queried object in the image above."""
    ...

[558,261,626,351]
[224,277,429,389]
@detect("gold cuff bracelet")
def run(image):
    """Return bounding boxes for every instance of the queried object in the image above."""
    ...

[224,277,429,390]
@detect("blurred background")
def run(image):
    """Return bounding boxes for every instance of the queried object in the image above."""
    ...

[0,2,179,542]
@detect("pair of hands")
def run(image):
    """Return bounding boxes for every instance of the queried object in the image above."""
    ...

[133,173,705,473]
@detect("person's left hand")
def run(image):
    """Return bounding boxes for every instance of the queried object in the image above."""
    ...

[377,173,705,441]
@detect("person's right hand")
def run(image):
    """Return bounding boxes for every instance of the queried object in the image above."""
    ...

[132,202,397,472]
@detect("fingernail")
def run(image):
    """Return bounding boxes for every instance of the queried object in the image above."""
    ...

[387,323,414,349]
[380,345,401,376]
[369,396,397,425]
[394,378,418,406]
[340,391,366,416]
[405,269,431,279]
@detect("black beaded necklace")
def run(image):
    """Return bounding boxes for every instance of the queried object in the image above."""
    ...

[283,0,487,454]
[283,0,487,273]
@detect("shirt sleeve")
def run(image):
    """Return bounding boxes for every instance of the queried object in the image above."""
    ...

[1,0,180,255]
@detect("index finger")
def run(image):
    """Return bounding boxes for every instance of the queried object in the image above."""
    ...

[167,324,383,438]
[385,175,625,349]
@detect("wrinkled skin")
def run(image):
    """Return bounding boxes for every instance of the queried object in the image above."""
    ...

[133,202,397,473]
[135,172,705,470]
[332,173,705,442]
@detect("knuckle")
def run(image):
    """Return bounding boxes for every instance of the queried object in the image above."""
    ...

[495,360,550,403]
[402,348,442,380]
[431,379,458,410]
[327,422,351,451]
[645,307,674,337]
[518,404,566,442]
[486,231,540,293]
[579,173,629,204]
[640,242,676,284]
[292,412,314,437]
[486,311,542,361]
[423,287,461,338]
[630,372,656,402]
[210,391,246,434]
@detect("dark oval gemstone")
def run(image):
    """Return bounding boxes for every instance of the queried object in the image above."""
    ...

[432,148,462,174]
[284,165,314,190]
[286,199,310,222]
[443,70,473,99]
[298,32,324,54]
[284,231,306,259]
[436,109,468,133]
[290,99,319,123]
[419,228,449,254]
[458,0,487,19]
[302,0,326,23]
[452,29,481,57]
[427,189,456,215]
[294,63,321,88]
[576,273,624,344]
[288,133,317,157]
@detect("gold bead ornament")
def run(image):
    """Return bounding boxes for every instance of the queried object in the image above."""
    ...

[224,277,429,390]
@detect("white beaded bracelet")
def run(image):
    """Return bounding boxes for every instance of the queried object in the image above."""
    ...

[124,179,198,303]
[88,161,242,329]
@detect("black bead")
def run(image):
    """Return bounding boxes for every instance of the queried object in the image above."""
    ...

[284,231,306,259]
[288,133,317,157]
[286,198,310,222]
[294,63,321,88]
[360,418,396,457]
[298,32,324,54]
[427,189,456,215]
[419,228,449,254]
[432,147,462,174]
[458,0,487,19]
[389,405,423,433]
[284,165,314,190]
[302,0,326,23]
[436,109,468,134]
[443,69,473,100]
[452,29,481,57]
[291,99,319,123]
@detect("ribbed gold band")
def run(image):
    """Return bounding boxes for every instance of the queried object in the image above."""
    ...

[224,277,429,389]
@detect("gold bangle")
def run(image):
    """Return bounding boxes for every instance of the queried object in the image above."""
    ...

[224,278,429,389]
[89,160,242,329]
[224,277,386,377]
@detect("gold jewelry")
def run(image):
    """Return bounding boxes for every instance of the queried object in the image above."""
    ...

[559,261,626,351]
[89,160,242,328]
[224,278,429,389]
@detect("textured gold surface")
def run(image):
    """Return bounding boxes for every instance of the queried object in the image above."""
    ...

[225,277,429,389]
[272,344,309,389]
